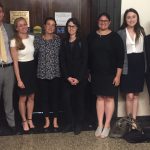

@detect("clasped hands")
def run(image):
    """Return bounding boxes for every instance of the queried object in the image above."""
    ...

[67,77,79,86]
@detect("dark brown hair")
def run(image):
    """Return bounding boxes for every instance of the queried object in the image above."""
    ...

[13,17,27,50]
[44,17,56,25]
[97,12,111,21]
[65,17,81,40]
[120,8,145,42]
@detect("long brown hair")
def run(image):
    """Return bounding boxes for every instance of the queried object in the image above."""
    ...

[65,18,81,40]
[13,17,27,50]
[120,8,145,42]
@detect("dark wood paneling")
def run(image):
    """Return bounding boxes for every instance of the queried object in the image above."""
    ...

[1,0,121,34]
[1,0,91,38]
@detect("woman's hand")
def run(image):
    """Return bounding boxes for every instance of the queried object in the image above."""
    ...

[67,77,74,84]
[72,78,79,85]
[113,75,120,87]
[18,80,25,89]
[113,68,122,87]
[67,77,79,85]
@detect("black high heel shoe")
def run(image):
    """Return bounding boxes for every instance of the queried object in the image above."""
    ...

[43,124,51,133]
[22,120,30,134]
[53,126,60,132]
[27,119,35,129]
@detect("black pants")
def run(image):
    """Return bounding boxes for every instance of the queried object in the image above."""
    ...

[62,79,87,126]
[38,78,60,117]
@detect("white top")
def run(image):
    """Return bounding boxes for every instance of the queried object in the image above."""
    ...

[126,28,144,54]
[10,35,35,62]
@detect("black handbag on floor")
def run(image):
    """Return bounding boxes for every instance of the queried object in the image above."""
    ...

[122,116,149,143]
[109,114,145,141]
[110,114,149,143]
[123,129,148,143]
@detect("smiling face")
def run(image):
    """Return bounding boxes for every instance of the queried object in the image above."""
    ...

[44,19,56,34]
[126,12,138,28]
[15,18,28,34]
[97,15,111,31]
[67,21,78,36]
[0,6,4,24]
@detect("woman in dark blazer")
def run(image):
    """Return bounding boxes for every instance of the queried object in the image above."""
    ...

[60,18,88,135]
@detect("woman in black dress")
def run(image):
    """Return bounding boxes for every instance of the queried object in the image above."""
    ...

[60,18,88,135]
[118,8,145,125]
[88,13,124,138]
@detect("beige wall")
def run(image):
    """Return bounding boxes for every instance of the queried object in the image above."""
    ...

[118,0,150,117]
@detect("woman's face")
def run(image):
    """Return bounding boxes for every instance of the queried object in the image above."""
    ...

[67,21,77,36]
[44,20,56,34]
[126,12,138,27]
[98,16,110,31]
[16,19,28,34]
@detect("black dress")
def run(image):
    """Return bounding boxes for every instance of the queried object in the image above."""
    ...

[88,32,124,97]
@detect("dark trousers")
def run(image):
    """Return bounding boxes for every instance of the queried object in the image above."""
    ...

[62,80,87,126]
[38,78,60,117]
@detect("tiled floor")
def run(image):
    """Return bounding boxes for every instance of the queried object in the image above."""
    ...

[0,131,150,150]
[1,113,150,150]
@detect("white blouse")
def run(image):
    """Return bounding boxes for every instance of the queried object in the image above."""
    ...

[126,28,144,54]
[10,35,35,62]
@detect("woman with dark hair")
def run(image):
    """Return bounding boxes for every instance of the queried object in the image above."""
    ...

[60,18,88,135]
[10,17,36,132]
[118,8,145,126]
[88,12,124,138]
[34,17,61,132]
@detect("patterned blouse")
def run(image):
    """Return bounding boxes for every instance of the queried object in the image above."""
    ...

[34,35,61,80]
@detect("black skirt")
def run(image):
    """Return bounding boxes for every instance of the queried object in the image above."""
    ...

[18,60,36,96]
[120,52,145,93]
[91,74,117,97]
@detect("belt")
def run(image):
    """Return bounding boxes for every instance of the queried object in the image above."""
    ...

[0,63,13,68]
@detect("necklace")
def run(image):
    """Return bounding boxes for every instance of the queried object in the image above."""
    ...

[97,29,111,37]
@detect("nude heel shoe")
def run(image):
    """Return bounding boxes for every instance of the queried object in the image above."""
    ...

[95,126,103,137]
[100,128,110,138]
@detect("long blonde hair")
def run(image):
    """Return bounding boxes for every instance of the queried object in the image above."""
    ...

[13,17,27,50]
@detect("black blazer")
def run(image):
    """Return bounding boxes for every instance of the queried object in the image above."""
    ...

[60,38,88,81]
[145,35,150,72]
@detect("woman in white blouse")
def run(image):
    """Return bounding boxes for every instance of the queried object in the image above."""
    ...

[10,17,36,132]
[118,8,145,127]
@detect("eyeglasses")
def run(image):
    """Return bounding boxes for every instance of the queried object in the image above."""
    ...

[67,25,77,28]
[99,20,109,23]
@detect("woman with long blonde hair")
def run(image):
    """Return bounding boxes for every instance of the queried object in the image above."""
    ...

[10,17,36,132]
